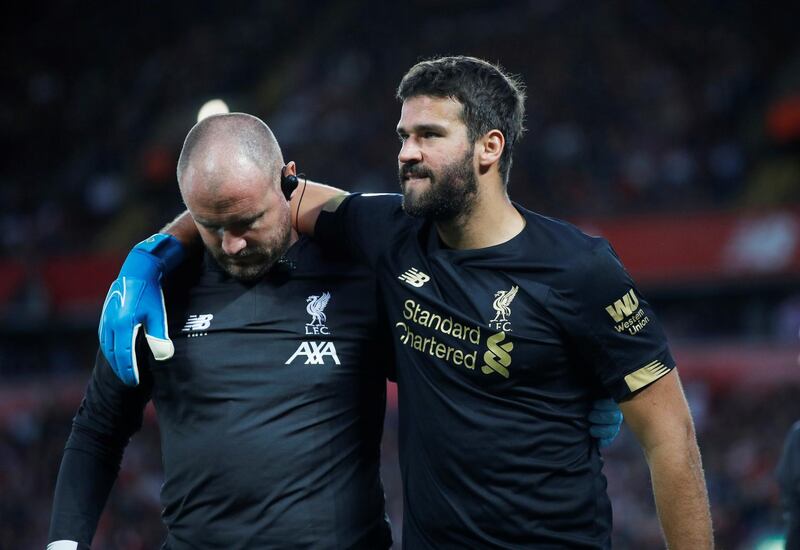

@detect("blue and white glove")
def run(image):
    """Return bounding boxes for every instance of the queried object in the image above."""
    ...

[99,233,185,386]
[589,398,623,449]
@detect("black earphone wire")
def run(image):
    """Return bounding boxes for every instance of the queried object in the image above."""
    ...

[294,173,308,229]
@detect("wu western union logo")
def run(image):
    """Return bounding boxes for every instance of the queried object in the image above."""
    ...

[624,360,670,392]
[605,289,651,335]
[605,289,639,322]
[481,332,513,378]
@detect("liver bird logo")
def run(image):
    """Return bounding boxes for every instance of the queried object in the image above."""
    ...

[306,292,331,326]
[491,285,519,323]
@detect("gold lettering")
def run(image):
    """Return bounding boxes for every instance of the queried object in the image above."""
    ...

[463,350,476,370]
[403,300,414,320]
[395,322,410,344]
[469,326,481,345]
[418,309,430,326]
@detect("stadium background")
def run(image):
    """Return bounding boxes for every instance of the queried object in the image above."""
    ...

[2,0,799,547]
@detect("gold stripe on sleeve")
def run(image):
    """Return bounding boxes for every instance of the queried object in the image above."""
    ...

[624,361,671,393]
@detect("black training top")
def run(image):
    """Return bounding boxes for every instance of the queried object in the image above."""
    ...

[316,193,675,549]
[48,236,392,550]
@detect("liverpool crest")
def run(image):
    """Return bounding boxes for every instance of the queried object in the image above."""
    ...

[305,292,331,335]
[490,285,519,331]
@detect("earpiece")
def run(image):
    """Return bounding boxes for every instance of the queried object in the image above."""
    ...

[280,166,299,200]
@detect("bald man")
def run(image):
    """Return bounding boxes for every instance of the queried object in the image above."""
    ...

[47,114,393,550]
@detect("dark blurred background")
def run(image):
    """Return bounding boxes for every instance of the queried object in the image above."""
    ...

[2,0,800,548]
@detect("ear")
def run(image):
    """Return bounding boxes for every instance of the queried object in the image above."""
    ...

[476,130,505,171]
[284,160,297,176]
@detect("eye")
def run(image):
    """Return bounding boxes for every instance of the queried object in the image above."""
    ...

[423,131,440,139]
[397,133,408,143]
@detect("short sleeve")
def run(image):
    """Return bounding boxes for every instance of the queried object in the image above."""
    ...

[551,238,676,401]
[314,193,407,269]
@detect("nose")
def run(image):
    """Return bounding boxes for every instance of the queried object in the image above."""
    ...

[398,137,422,164]
[221,230,247,256]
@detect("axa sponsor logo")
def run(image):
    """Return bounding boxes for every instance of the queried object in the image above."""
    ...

[182,314,213,337]
[285,341,341,365]
[398,267,430,288]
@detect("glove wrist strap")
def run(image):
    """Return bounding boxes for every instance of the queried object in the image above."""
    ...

[135,233,186,273]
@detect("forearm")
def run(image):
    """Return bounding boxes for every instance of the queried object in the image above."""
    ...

[644,435,713,549]
[160,209,199,248]
[290,179,347,236]
[48,433,123,547]
[620,371,713,549]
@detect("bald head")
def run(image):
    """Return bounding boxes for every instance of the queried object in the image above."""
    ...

[177,112,284,198]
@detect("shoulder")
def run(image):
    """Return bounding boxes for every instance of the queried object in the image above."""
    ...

[317,192,413,237]
[342,193,406,219]
[296,235,372,276]
[520,207,616,279]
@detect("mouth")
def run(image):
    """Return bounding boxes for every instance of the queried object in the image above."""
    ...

[225,254,262,266]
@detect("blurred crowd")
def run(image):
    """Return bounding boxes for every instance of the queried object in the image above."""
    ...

[3,0,800,259]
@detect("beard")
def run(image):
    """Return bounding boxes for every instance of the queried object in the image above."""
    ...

[398,148,478,222]
[209,205,293,282]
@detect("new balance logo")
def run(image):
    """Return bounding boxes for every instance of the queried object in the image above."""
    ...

[398,267,430,288]
[182,314,213,337]
[286,341,341,365]
[605,289,640,322]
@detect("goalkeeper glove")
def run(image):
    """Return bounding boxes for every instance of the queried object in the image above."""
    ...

[98,233,184,385]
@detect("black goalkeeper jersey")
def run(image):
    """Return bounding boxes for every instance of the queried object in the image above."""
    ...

[316,193,675,549]
[49,236,392,550]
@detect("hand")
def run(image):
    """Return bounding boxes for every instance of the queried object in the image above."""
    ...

[98,234,185,385]
[589,398,623,449]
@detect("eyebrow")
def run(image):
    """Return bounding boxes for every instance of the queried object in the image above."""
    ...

[195,209,266,228]
[396,123,448,136]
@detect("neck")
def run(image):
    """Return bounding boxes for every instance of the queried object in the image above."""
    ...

[288,227,300,247]
[434,181,525,250]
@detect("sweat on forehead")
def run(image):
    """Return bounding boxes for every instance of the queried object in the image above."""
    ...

[177,113,284,188]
